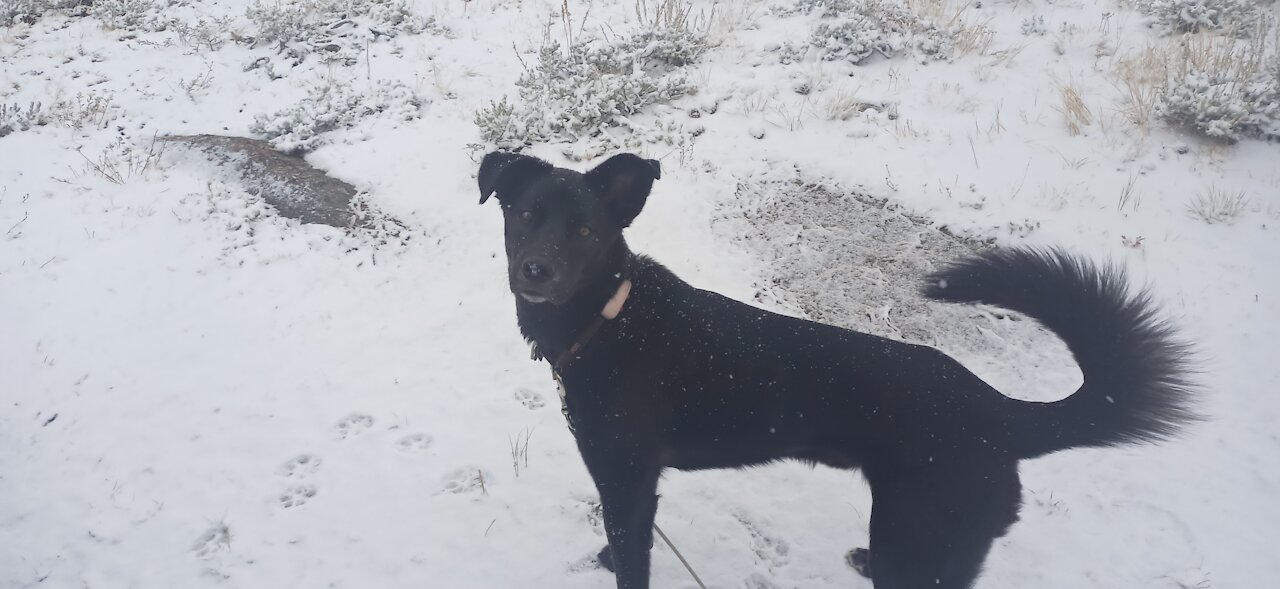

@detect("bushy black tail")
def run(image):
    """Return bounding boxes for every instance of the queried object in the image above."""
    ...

[922,247,1199,459]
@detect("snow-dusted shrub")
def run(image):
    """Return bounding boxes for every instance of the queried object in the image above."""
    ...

[2,0,84,26]
[245,0,446,67]
[1141,0,1262,34]
[0,93,116,137]
[3,0,225,36]
[1020,15,1047,36]
[772,0,856,18]
[170,15,236,52]
[246,0,316,45]
[1160,70,1280,140]
[92,0,171,31]
[628,28,709,67]
[250,81,424,153]
[2,93,119,136]
[47,91,120,130]
[0,101,48,137]
[1160,71,1249,138]
[1155,37,1280,141]
[777,0,975,64]
[475,28,705,149]
[805,18,896,64]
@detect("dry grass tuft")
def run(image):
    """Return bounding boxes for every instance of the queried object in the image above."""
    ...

[636,0,703,33]
[820,87,879,121]
[1111,43,1170,134]
[1053,80,1093,135]
[708,0,762,40]
[907,0,995,56]
[1187,185,1249,224]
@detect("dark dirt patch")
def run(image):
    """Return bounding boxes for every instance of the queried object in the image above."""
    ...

[163,134,405,234]
[716,173,1079,400]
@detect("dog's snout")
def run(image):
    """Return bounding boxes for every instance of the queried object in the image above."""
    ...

[521,260,555,283]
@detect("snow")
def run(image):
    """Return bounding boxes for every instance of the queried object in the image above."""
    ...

[2,1,1279,588]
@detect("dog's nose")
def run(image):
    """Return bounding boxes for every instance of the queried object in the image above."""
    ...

[521,260,554,283]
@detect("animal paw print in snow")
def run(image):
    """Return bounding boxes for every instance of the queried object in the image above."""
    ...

[737,515,790,570]
[333,413,374,439]
[395,433,433,453]
[744,572,781,589]
[514,388,546,410]
[440,467,491,495]
[276,454,322,478]
[191,524,232,559]
[278,484,317,508]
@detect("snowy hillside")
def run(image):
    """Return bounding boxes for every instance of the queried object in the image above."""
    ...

[2,0,1278,588]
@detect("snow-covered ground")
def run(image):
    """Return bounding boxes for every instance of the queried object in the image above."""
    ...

[2,1,1279,587]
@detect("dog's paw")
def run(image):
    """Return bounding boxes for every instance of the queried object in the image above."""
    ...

[275,454,322,479]
[845,547,872,578]
[596,539,659,574]
[333,413,374,439]
[596,544,615,573]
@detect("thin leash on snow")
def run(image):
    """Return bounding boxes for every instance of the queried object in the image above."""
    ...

[653,523,708,589]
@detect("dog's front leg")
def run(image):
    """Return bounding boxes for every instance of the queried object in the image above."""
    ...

[586,449,661,589]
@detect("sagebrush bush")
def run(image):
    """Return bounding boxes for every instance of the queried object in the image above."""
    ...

[628,28,709,67]
[1141,0,1263,35]
[1020,15,1047,36]
[1154,35,1280,141]
[475,28,706,149]
[1160,69,1280,140]
[245,0,446,67]
[0,102,48,137]
[4,0,231,39]
[807,18,894,64]
[772,0,857,18]
[778,0,965,64]
[47,91,120,129]
[250,81,424,153]
[2,0,84,25]
[92,0,172,31]
[0,92,121,136]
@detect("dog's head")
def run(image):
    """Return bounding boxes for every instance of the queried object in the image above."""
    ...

[478,152,661,305]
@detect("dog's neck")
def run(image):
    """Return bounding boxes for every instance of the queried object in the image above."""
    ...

[516,239,635,359]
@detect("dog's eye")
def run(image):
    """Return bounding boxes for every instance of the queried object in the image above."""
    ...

[519,211,534,225]
[577,225,592,238]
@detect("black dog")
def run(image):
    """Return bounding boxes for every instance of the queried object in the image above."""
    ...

[477,151,1196,589]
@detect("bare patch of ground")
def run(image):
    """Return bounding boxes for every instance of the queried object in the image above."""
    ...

[164,134,408,238]
[716,173,1080,401]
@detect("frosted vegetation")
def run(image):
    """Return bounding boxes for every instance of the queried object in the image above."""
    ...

[474,28,707,153]
[250,81,425,154]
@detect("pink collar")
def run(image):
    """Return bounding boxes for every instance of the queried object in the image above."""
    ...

[552,279,632,373]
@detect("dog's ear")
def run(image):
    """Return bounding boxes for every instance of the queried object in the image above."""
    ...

[585,153,662,227]
[478,151,552,205]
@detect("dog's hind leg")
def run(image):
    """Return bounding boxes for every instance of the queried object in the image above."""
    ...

[865,465,1020,589]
